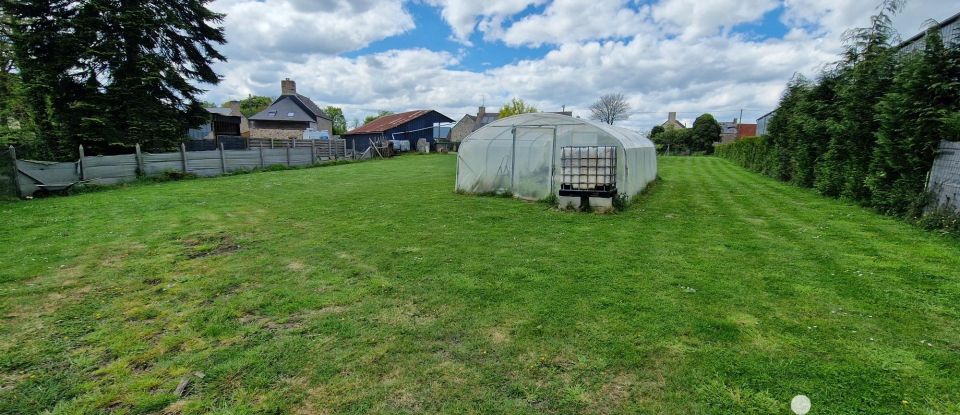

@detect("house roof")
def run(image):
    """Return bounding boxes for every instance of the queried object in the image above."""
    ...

[248,94,330,122]
[343,110,454,135]
[661,120,685,129]
[473,113,499,131]
[292,94,330,121]
[757,109,777,121]
[205,107,233,116]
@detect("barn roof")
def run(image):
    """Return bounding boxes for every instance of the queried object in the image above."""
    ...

[343,110,453,135]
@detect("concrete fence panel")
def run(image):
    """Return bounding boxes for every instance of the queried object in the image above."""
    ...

[928,140,960,212]
[15,160,80,196]
[143,152,185,176]
[83,154,138,185]
[223,150,261,172]
[262,148,289,167]
[185,150,223,177]
[8,141,354,198]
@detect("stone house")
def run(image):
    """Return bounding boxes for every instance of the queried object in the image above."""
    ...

[248,79,332,140]
[661,112,685,129]
[451,106,500,142]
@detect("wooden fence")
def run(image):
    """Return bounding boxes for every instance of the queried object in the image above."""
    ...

[8,139,350,197]
[247,137,349,159]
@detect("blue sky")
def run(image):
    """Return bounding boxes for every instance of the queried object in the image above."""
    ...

[207,0,958,131]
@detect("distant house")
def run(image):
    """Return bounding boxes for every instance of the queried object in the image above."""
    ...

[450,106,500,142]
[248,78,332,140]
[756,110,775,136]
[717,119,757,144]
[737,123,757,138]
[898,11,960,54]
[661,112,685,129]
[187,101,249,140]
[342,110,454,153]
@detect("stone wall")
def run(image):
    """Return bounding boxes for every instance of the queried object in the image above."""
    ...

[317,118,333,135]
[250,128,306,140]
[450,116,475,142]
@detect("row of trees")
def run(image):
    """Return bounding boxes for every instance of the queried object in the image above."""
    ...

[649,114,722,154]
[716,1,960,218]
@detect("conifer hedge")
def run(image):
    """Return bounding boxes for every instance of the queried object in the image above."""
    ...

[716,4,960,221]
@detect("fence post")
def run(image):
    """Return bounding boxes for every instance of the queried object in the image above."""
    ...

[78,145,86,180]
[134,143,144,177]
[7,146,21,198]
[180,142,189,173]
[270,138,274,149]
[286,143,291,167]
[351,140,355,160]
[328,139,333,160]
[219,142,226,174]
[310,139,317,164]
[258,145,264,168]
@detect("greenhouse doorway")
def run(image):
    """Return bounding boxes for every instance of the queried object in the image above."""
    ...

[511,126,556,200]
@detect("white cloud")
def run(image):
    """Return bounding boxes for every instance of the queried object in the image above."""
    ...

[499,0,651,47]
[203,0,958,132]
[652,0,779,40]
[211,0,414,58]
[423,0,547,44]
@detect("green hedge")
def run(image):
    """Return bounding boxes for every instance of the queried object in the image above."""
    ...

[714,136,773,176]
[717,20,960,229]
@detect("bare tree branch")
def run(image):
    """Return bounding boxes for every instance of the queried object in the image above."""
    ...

[589,93,630,125]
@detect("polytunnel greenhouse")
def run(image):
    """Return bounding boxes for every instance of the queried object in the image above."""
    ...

[456,113,657,207]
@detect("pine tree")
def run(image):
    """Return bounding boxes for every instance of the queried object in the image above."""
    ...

[4,0,226,157]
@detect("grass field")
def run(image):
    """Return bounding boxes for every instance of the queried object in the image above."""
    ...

[1,155,959,414]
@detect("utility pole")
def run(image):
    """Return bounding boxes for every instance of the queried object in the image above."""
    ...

[737,108,743,138]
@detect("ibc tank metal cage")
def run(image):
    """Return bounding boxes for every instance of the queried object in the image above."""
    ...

[559,146,618,197]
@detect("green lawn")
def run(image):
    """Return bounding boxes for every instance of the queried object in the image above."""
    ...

[1,155,958,414]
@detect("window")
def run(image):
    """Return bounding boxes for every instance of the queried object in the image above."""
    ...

[268,111,277,117]
[287,112,295,117]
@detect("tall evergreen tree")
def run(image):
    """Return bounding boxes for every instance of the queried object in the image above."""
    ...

[4,0,226,157]
[867,26,960,216]
[815,0,901,200]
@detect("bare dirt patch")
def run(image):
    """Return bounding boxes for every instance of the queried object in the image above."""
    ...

[181,232,239,259]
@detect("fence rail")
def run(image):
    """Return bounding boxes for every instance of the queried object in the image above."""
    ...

[7,139,350,198]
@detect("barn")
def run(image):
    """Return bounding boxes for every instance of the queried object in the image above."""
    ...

[342,110,453,154]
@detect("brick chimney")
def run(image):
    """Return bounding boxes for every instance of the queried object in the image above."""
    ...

[281,78,296,95]
[477,105,486,120]
[227,100,241,116]
[668,112,677,122]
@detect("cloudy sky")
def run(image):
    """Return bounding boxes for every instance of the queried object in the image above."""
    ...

[204,0,959,132]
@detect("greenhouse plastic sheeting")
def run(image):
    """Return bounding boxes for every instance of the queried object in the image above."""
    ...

[456,113,657,200]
